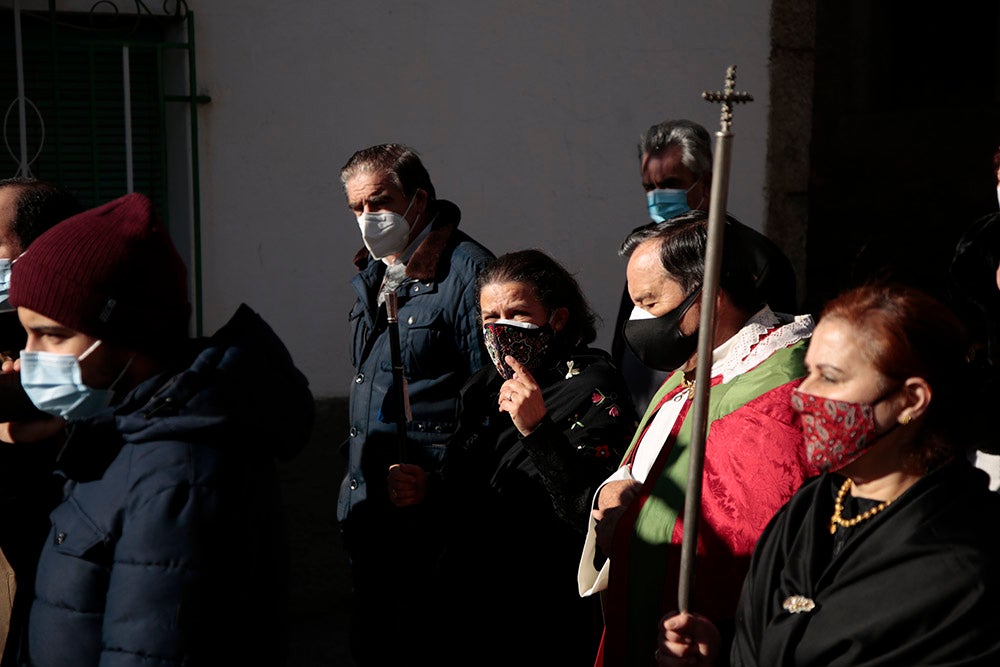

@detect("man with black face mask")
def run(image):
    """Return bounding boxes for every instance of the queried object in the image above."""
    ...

[577,211,816,667]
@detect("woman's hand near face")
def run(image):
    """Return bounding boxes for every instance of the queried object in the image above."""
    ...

[498,355,547,436]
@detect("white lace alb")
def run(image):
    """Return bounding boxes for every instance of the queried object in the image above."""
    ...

[711,307,814,383]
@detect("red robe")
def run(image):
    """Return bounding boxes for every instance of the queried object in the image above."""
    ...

[579,314,816,667]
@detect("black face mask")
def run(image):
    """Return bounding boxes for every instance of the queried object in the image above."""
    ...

[622,287,701,372]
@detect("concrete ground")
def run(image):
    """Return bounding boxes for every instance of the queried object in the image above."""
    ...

[279,398,358,667]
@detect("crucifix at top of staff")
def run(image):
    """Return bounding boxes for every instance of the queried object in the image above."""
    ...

[677,65,754,613]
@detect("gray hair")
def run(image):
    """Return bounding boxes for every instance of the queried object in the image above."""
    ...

[637,119,712,178]
[340,143,437,200]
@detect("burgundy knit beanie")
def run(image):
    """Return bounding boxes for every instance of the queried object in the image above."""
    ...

[9,192,191,354]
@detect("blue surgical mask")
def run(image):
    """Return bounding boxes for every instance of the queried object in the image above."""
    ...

[646,180,700,223]
[0,259,12,313]
[19,340,132,421]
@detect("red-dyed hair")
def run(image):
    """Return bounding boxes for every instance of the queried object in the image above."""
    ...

[819,283,971,467]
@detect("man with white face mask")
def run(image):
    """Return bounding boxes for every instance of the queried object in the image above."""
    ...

[8,192,313,667]
[338,143,493,666]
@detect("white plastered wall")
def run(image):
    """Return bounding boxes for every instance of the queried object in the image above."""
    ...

[16,0,774,398]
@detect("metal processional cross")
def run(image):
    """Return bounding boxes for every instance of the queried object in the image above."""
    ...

[702,65,754,133]
[677,65,754,613]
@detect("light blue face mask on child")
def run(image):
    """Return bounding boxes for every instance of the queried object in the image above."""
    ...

[0,259,12,313]
[19,340,131,420]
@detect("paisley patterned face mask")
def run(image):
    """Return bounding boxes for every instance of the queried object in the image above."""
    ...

[791,390,898,472]
[482,319,553,380]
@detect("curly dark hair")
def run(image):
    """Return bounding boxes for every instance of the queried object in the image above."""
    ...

[0,177,83,251]
[820,282,972,469]
[476,249,599,348]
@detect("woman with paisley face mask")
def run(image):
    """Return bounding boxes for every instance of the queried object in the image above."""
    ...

[388,249,637,665]
[655,283,1000,667]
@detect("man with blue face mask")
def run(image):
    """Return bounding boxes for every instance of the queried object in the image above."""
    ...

[7,192,314,667]
[339,143,494,666]
[611,119,799,412]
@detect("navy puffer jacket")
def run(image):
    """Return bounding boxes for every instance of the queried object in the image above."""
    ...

[23,304,313,667]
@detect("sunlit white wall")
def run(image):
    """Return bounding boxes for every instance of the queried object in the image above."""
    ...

[190,1,770,397]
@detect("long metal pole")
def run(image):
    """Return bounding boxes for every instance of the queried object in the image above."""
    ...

[13,0,29,176]
[187,12,205,336]
[677,65,753,612]
[122,46,134,193]
[677,129,732,612]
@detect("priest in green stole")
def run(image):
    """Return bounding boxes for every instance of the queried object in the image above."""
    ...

[579,212,816,667]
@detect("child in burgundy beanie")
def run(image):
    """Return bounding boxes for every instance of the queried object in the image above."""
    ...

[10,192,190,354]
[7,192,313,667]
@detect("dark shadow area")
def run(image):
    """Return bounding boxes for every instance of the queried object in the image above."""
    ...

[805,2,1000,313]
[279,397,357,667]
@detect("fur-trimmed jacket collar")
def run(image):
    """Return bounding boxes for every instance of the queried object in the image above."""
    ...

[352,199,462,281]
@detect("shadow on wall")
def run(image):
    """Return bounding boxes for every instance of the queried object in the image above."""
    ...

[279,397,357,667]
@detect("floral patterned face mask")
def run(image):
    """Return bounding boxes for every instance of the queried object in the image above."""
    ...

[482,319,553,380]
[791,390,897,472]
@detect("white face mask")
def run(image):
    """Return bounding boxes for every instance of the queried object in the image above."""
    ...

[356,194,418,260]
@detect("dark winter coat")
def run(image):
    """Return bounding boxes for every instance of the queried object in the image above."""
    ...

[339,199,493,523]
[23,304,313,667]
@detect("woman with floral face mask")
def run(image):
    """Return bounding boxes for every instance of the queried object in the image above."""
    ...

[388,249,638,665]
[655,283,1000,667]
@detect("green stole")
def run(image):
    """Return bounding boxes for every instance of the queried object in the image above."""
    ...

[610,341,808,667]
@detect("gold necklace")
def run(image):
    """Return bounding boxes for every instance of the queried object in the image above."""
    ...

[829,478,893,535]
[680,377,696,400]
